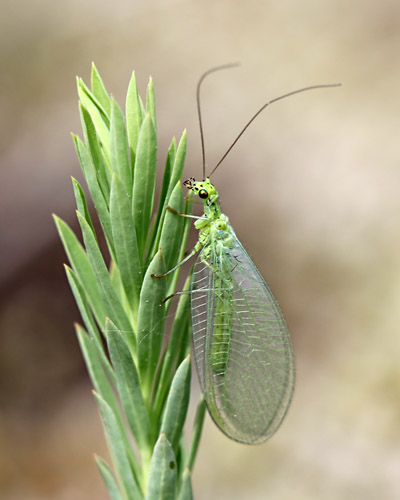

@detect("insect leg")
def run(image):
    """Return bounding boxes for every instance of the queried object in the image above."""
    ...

[166,205,206,220]
[151,242,202,278]
[162,289,191,304]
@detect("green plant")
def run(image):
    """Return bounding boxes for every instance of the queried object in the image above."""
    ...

[54,64,206,500]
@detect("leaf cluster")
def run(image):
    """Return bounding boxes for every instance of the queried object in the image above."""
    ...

[54,64,205,499]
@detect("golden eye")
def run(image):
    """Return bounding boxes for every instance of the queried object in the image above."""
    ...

[199,189,208,199]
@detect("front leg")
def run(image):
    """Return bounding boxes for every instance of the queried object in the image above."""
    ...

[151,240,203,278]
[151,205,209,278]
[166,205,206,220]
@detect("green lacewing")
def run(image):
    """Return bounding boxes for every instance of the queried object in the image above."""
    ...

[154,66,340,444]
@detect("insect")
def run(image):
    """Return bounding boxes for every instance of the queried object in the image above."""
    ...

[153,65,340,444]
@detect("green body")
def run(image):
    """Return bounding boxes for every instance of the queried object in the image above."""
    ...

[186,178,235,375]
[181,177,295,444]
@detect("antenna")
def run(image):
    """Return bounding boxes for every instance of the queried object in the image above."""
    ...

[196,64,240,179]
[208,83,341,177]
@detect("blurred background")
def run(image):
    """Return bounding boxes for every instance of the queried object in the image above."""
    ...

[1,0,399,499]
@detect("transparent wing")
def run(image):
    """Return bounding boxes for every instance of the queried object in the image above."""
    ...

[191,227,295,444]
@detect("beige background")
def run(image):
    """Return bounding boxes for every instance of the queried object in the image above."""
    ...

[1,1,399,499]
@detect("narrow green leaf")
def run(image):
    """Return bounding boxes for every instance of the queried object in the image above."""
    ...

[77,77,111,163]
[152,131,187,257]
[110,99,132,192]
[78,104,111,200]
[78,76,109,124]
[95,455,123,500]
[109,262,132,323]
[186,398,206,472]
[177,467,193,500]
[137,250,166,400]
[76,325,120,417]
[160,356,191,453]
[78,325,142,491]
[72,177,95,234]
[167,130,187,202]
[139,95,146,118]
[76,211,133,339]
[175,316,191,368]
[106,323,151,455]
[110,172,142,311]
[54,215,106,327]
[145,433,176,500]
[170,280,191,365]
[158,182,185,273]
[132,113,157,259]
[146,77,157,130]
[73,133,114,257]
[153,275,191,416]
[65,265,114,380]
[156,138,176,221]
[164,191,193,305]
[126,70,143,168]
[94,392,143,500]
[91,63,111,116]
[145,138,177,263]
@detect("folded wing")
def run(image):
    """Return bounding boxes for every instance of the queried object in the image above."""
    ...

[191,227,295,444]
